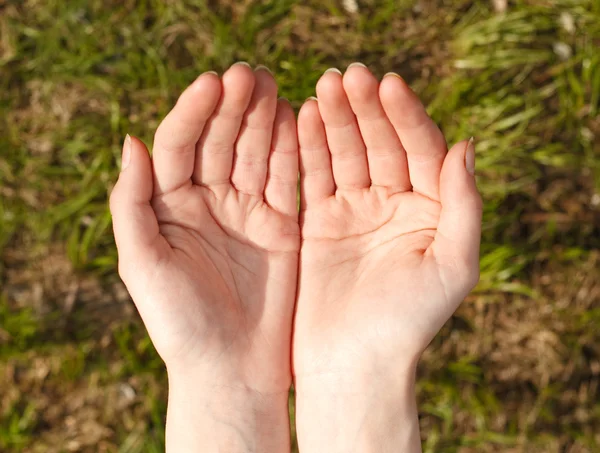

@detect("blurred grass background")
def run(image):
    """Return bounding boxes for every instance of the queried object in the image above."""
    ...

[0,0,599,451]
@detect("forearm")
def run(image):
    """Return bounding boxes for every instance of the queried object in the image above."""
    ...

[295,367,421,453]
[166,369,291,453]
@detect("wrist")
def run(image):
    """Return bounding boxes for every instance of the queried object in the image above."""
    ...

[294,366,421,453]
[166,352,292,394]
[166,368,291,453]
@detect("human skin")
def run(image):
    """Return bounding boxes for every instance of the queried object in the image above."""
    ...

[293,63,482,452]
[109,60,482,452]
[109,63,299,452]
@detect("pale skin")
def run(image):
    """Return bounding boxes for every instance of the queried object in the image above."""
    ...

[110,62,481,452]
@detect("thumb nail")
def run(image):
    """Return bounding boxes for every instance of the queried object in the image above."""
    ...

[465,137,475,175]
[122,134,132,170]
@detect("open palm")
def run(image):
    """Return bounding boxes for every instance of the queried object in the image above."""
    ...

[110,64,299,392]
[294,65,482,381]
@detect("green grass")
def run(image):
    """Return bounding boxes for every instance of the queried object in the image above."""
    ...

[1,0,599,451]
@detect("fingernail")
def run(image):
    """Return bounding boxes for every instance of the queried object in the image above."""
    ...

[278,96,289,102]
[383,72,408,88]
[347,62,367,69]
[305,96,318,102]
[384,71,402,79]
[233,61,251,68]
[195,71,218,83]
[255,65,272,74]
[122,134,132,170]
[325,67,342,75]
[465,137,475,175]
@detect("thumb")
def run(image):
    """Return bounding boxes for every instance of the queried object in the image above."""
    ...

[431,138,482,296]
[109,135,161,265]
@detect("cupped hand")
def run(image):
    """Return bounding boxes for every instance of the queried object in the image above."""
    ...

[294,64,482,382]
[110,63,300,392]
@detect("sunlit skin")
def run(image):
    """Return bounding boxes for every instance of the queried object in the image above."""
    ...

[293,64,481,452]
[110,62,481,453]
[294,64,481,380]
[110,63,299,452]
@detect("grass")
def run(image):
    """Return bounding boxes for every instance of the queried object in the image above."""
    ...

[0,0,599,451]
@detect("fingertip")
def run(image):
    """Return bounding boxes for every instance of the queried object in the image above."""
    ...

[298,97,320,123]
[182,72,222,105]
[273,98,297,142]
[121,134,132,171]
[219,63,257,112]
[277,96,291,107]
[379,73,416,111]
[254,66,278,94]
[316,70,343,97]
[440,139,482,209]
[465,137,475,175]
[223,62,256,94]
[443,140,470,174]
[128,135,151,163]
[347,61,367,70]
[343,64,377,99]
[255,64,273,75]
[324,67,342,75]
[121,134,147,172]
[380,71,409,92]
[298,100,325,145]
[275,98,296,126]
[194,70,220,83]
[123,135,154,202]
[448,139,475,173]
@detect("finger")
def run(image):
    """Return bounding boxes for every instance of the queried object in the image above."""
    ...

[315,68,370,190]
[431,139,482,298]
[343,64,411,192]
[380,73,447,200]
[264,98,299,218]
[298,98,335,207]
[152,72,221,194]
[110,135,162,264]
[193,62,256,191]
[231,66,278,195]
